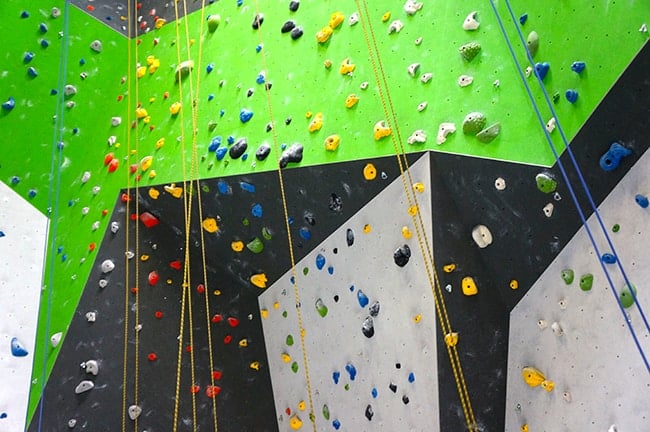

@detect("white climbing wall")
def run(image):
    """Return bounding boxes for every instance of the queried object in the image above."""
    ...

[505,151,650,431]
[260,154,440,431]
[0,181,49,431]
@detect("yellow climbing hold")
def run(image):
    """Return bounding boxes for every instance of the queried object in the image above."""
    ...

[289,415,303,430]
[148,169,156,179]
[462,276,478,296]
[363,163,377,180]
[140,254,150,262]
[444,332,459,347]
[324,59,332,69]
[521,424,529,432]
[249,361,260,371]
[169,101,182,115]
[373,120,392,140]
[143,116,151,124]
[305,111,313,119]
[324,134,340,151]
[510,279,519,290]
[412,182,425,193]
[541,380,555,392]
[135,107,148,119]
[413,313,422,323]
[202,218,219,233]
[213,290,221,296]
[345,94,359,108]
[297,400,306,411]
[260,309,268,319]
[329,11,345,29]
[154,17,166,29]
[339,57,356,75]
[401,226,412,239]
[251,273,268,288]
[443,263,456,273]
[316,25,333,43]
[308,113,323,132]
[164,184,183,198]
[382,12,391,22]
[148,188,160,199]
[522,366,546,387]
[281,353,291,363]
[146,55,156,65]
[363,224,372,233]
[155,137,165,149]
[231,241,244,252]
[136,66,147,78]
[238,339,248,348]
[140,155,153,171]
[407,205,418,216]
[273,301,280,310]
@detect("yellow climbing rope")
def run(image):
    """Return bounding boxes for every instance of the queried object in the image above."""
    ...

[356,1,478,430]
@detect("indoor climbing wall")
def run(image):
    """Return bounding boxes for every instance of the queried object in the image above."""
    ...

[1,0,649,431]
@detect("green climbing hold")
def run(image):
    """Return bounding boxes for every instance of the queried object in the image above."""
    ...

[282,311,288,318]
[344,384,350,391]
[303,267,309,275]
[207,14,221,32]
[459,41,481,61]
[262,227,273,240]
[612,224,620,233]
[579,274,594,291]
[315,298,328,317]
[291,361,299,373]
[242,217,250,226]
[462,112,487,135]
[620,283,637,308]
[246,237,264,253]
[322,404,330,420]
[526,31,539,57]
[561,269,574,284]
[476,122,501,143]
[286,334,294,346]
[552,91,560,104]
[535,173,557,194]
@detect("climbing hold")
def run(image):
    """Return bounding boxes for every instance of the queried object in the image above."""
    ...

[369,301,380,317]
[10,337,28,357]
[407,129,427,144]
[164,184,184,198]
[363,163,377,180]
[169,102,182,115]
[279,143,303,168]
[239,109,254,123]
[281,20,296,33]
[510,279,519,290]
[436,122,456,144]
[459,42,481,61]
[444,332,459,347]
[535,172,557,193]
[541,380,555,392]
[565,89,579,103]
[579,274,593,291]
[458,74,473,87]
[561,269,574,285]
[373,120,392,140]
[89,39,103,53]
[324,134,340,151]
[401,226,412,239]
[462,112,487,135]
[308,113,323,132]
[252,13,264,30]
[393,245,411,267]
[75,380,94,394]
[417,101,427,112]
[388,20,404,34]
[534,62,550,81]
[357,290,369,308]
[101,259,115,273]
[250,273,268,288]
[346,228,355,247]
[413,182,425,193]
[290,26,304,39]
[420,72,433,83]
[600,142,632,171]
[247,237,264,253]
[635,194,649,208]
[339,58,356,75]
[256,143,271,161]
[546,117,556,133]
[551,321,564,336]
[601,253,617,264]
[50,332,62,348]
[316,26,333,43]
[522,367,546,387]
[526,31,539,57]
[443,263,456,273]
[128,405,142,421]
[476,123,501,143]
[471,225,493,248]
[461,276,478,296]
[364,404,374,421]
[571,61,586,73]
[345,363,357,380]
[362,316,375,338]
[289,0,300,12]
[345,94,359,108]
[463,11,480,30]
[619,283,637,308]
[230,138,248,159]
[2,97,16,111]
[207,14,220,32]
[315,298,328,317]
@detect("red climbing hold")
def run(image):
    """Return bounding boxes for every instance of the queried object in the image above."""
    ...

[104,153,114,165]
[169,260,182,270]
[223,335,232,344]
[121,193,131,203]
[148,352,157,361]
[130,213,138,221]
[87,5,95,11]
[206,385,221,398]
[211,314,223,323]
[108,159,119,173]
[286,407,292,415]
[190,385,200,394]
[163,91,169,99]
[130,164,138,174]
[102,209,108,216]
[139,212,159,228]
[227,317,240,328]
[154,311,163,319]
[88,242,96,251]
[197,284,205,294]
[212,370,222,380]
[130,287,138,294]
[117,95,123,102]
[148,271,159,286]
[185,345,193,353]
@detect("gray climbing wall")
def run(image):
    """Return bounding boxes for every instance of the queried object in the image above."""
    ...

[260,154,440,431]
[505,150,650,431]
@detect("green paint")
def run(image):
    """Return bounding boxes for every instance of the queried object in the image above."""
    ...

[286,334,294,346]
[561,269,574,284]
[579,273,594,291]
[620,283,638,308]
[536,173,558,193]
[246,237,264,253]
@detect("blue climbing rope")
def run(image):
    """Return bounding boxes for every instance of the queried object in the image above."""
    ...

[489,0,650,373]
[36,1,72,430]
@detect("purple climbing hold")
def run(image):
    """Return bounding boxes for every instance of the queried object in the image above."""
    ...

[316,253,326,270]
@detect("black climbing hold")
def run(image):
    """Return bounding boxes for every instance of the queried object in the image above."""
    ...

[393,245,411,267]
[265,82,272,91]
[329,193,342,212]
[389,382,397,393]
[265,122,273,132]
[255,143,271,161]
[246,88,254,97]
[402,395,410,405]
[289,0,300,12]
[252,13,264,30]
[346,228,354,246]
[304,212,316,226]
[395,362,401,369]
[279,143,303,168]
[290,26,303,40]
[365,405,374,421]
[229,138,248,159]
[368,301,380,317]
[281,20,296,33]
[333,295,339,302]
[361,316,374,338]
[332,248,338,254]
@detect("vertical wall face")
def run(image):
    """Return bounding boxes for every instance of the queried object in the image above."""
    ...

[0,0,649,431]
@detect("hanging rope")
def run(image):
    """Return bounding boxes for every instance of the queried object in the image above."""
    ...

[489,0,649,373]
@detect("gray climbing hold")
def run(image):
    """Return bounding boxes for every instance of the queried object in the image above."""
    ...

[526,31,539,57]
[128,405,142,420]
[98,279,108,288]
[362,316,374,338]
[365,404,374,420]
[279,143,303,168]
[67,419,77,428]
[476,122,501,143]
[75,380,95,394]
[346,228,354,246]
[462,112,487,135]
[229,138,247,159]
[255,143,271,161]
[459,42,481,61]
[368,301,380,317]
[89,40,102,53]
[84,360,99,375]
[393,244,411,267]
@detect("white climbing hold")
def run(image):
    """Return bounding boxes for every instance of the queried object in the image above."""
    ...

[471,225,493,248]
[420,72,433,83]
[90,40,103,53]
[125,251,135,260]
[407,63,420,77]
[525,66,532,78]
[404,0,423,15]
[546,117,556,133]
[349,12,359,26]
[128,405,142,420]
[64,85,77,96]
[551,321,564,336]
[640,23,648,33]
[67,419,77,428]
[98,279,108,288]
[608,425,619,432]
[51,7,61,18]
[85,311,96,322]
[101,259,115,273]
[436,122,456,144]
[407,130,427,144]
[50,332,62,348]
[537,319,547,330]
[558,298,567,310]
[388,20,404,34]
[494,177,506,190]
[463,11,480,30]
[360,81,369,90]
[107,135,117,146]
[111,117,122,127]
[84,360,99,375]
[417,101,427,112]
[75,380,95,394]
[493,79,500,88]
[81,207,90,216]
[458,74,474,87]
[445,284,452,293]
[543,203,554,217]
[414,36,423,45]
[110,221,120,233]
[65,101,76,109]
[81,171,91,183]
[92,185,101,195]
[91,221,100,231]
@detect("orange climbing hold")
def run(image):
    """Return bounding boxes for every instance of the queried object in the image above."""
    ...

[140,155,153,171]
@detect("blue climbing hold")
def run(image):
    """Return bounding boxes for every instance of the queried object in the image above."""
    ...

[27,66,38,77]
[40,39,49,48]
[371,387,378,398]
[349,285,355,292]
[241,153,248,161]
[217,180,232,195]
[23,52,34,63]
[256,73,265,84]
[227,135,235,145]
[10,176,20,185]
[565,89,578,103]
[2,97,16,111]
[0,412,6,419]
[239,181,256,193]
[219,109,225,117]
[206,63,214,73]
[534,62,549,81]
[208,136,222,152]
[255,44,263,53]
[20,10,29,18]
[251,203,263,218]
[570,61,586,73]
[327,266,334,275]
[50,89,58,95]
[635,194,649,208]
[299,227,311,240]
[57,246,63,254]
[0,231,5,238]
[357,290,369,308]
[39,23,48,33]
[332,371,340,384]
[315,253,326,270]
[207,93,214,101]
[600,142,632,172]
[239,109,253,123]
[519,13,528,25]
[11,337,28,357]
[215,147,227,160]
[61,254,67,262]
[408,372,415,383]
[79,58,85,66]
[28,189,37,198]
[601,253,617,264]
[332,419,341,430]
[345,363,357,381]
